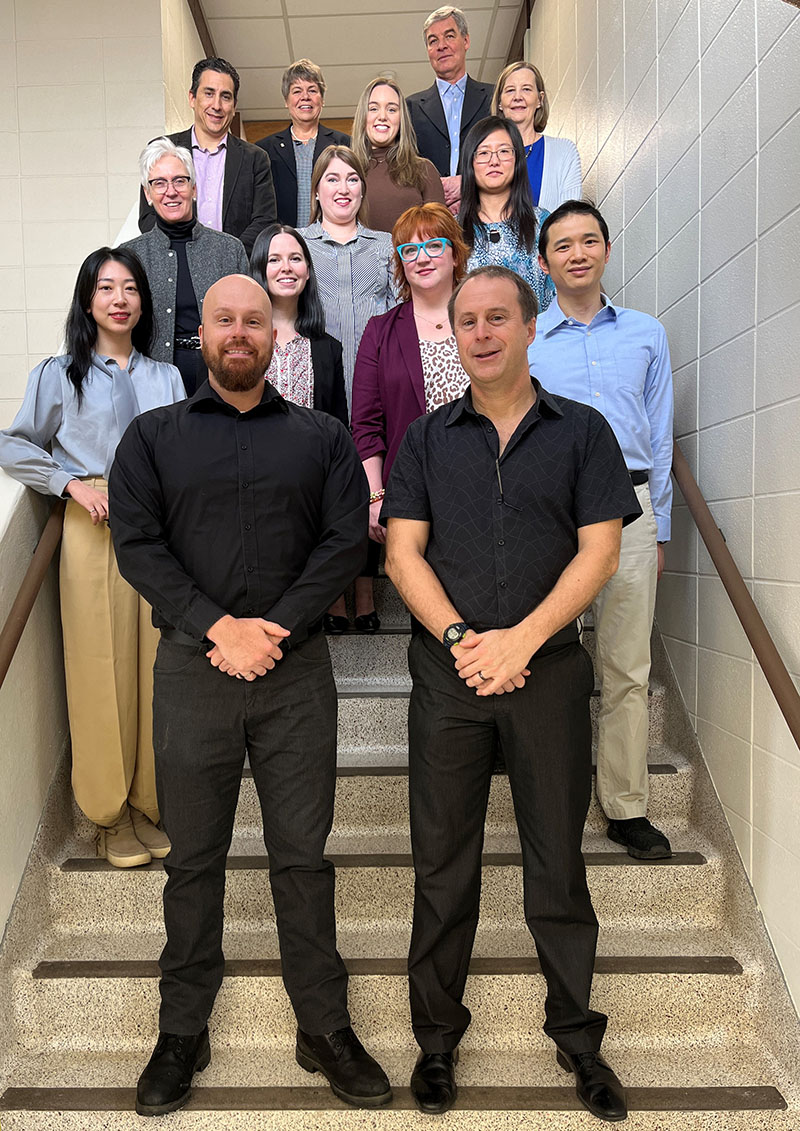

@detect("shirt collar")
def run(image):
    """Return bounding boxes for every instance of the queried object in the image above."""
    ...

[436,74,468,98]
[93,348,140,376]
[308,220,377,245]
[537,293,617,336]
[187,378,289,416]
[445,376,563,426]
[191,125,228,155]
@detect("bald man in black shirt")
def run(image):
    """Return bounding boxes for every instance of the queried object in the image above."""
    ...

[383,266,638,1122]
[110,275,391,1116]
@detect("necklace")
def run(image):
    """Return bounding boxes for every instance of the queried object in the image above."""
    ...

[415,309,448,331]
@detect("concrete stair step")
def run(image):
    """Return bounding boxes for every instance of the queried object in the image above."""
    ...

[335,674,669,753]
[37,925,741,963]
[0,1048,790,1129]
[231,757,694,837]
[10,955,762,1051]
[50,846,725,934]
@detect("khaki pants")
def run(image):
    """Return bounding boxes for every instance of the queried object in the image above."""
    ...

[592,481,659,821]
[59,479,159,826]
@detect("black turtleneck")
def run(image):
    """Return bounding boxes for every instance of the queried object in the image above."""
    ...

[155,214,200,339]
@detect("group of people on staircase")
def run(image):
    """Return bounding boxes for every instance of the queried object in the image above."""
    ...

[0,4,675,1125]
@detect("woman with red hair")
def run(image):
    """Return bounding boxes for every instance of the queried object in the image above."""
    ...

[351,202,470,565]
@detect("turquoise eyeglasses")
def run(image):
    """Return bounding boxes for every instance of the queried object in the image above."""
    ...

[396,238,452,262]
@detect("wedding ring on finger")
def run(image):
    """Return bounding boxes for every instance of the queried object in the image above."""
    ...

[478,670,488,681]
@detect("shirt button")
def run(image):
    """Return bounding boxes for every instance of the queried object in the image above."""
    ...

[242,481,249,488]
[591,360,597,365]
[168,277,173,282]
[166,307,172,313]
[499,581,507,588]
[486,424,494,432]
[165,341,170,347]
[245,607,253,614]
[168,251,174,257]
[496,497,503,504]
[247,566,254,573]
[498,539,505,546]
[568,319,574,325]
[241,444,248,450]
[244,523,252,531]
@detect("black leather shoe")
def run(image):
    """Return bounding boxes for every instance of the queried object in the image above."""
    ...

[607,816,672,859]
[556,1048,627,1122]
[296,1026,392,1108]
[353,610,381,634]
[323,614,349,635]
[410,1049,458,1114]
[135,1027,210,1116]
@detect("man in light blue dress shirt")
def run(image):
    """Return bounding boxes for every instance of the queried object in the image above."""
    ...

[528,200,675,861]
[407,6,493,213]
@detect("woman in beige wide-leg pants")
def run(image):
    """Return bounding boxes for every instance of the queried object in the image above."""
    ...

[0,246,185,867]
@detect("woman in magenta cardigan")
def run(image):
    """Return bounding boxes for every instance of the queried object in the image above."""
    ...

[351,202,470,549]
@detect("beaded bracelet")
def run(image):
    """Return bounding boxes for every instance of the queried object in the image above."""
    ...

[369,489,385,504]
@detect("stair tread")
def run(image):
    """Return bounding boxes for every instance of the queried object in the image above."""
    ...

[36,925,741,963]
[0,1047,789,1097]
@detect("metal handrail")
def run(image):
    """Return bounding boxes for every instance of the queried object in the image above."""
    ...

[672,441,800,749]
[0,500,65,691]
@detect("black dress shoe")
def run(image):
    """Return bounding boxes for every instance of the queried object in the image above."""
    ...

[323,614,349,635]
[135,1027,210,1116]
[296,1026,392,1108]
[410,1049,458,1114]
[556,1048,627,1122]
[353,610,381,633]
[607,816,672,859]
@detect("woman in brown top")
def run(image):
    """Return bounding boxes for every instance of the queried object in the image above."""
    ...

[351,76,445,234]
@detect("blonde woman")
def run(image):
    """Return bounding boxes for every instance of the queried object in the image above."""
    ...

[351,77,445,234]
[492,61,581,212]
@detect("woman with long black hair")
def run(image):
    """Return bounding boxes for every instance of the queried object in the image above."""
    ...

[250,222,347,425]
[458,115,554,312]
[0,247,184,867]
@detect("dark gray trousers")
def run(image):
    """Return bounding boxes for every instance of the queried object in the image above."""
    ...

[407,632,607,1056]
[152,631,349,1036]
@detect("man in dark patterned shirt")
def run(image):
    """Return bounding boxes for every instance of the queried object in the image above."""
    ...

[382,266,639,1122]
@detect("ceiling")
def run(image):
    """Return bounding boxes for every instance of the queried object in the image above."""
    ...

[199,0,524,121]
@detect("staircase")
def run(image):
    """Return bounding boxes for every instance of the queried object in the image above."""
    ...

[1,576,799,1128]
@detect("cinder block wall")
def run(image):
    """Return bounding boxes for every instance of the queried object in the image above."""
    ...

[530,0,800,1005]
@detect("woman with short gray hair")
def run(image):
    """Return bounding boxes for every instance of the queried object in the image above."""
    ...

[123,137,249,395]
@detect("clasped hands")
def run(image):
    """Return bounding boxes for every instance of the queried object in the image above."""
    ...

[451,627,533,696]
[206,615,290,681]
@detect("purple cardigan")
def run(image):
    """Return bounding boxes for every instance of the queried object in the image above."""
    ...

[351,301,426,481]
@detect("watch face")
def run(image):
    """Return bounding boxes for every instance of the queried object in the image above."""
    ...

[444,624,466,645]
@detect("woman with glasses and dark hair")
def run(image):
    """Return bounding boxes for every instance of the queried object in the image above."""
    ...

[0,247,184,868]
[459,115,554,312]
[123,136,249,396]
[350,76,445,234]
[492,62,582,211]
[250,222,347,425]
[351,202,470,562]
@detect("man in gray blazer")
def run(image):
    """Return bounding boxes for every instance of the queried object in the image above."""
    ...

[138,57,276,255]
[256,60,349,228]
[407,6,493,212]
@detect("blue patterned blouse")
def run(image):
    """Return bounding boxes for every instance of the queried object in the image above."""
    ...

[466,211,555,314]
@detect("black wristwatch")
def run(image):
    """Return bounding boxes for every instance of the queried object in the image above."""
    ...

[442,622,472,648]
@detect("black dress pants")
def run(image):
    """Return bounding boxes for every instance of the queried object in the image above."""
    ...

[152,631,349,1036]
[407,632,607,1056]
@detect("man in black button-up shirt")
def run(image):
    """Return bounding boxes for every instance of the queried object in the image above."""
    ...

[383,267,639,1120]
[110,275,391,1115]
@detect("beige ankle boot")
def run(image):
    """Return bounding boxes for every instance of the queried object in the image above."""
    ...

[130,807,171,859]
[96,808,151,868]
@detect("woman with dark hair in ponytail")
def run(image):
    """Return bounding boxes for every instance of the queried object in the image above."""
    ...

[0,246,184,868]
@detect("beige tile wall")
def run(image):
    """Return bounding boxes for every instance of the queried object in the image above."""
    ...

[0,0,206,428]
[530,0,800,1007]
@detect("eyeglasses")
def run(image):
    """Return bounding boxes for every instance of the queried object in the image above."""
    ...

[473,146,515,165]
[396,238,452,262]
[147,176,192,194]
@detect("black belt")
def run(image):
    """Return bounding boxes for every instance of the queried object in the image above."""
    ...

[629,470,649,486]
[160,627,207,646]
[174,336,201,350]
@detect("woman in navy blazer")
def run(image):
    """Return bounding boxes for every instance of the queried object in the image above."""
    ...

[351,202,470,546]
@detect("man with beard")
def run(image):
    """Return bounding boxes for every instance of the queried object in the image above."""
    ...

[109,274,390,1116]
